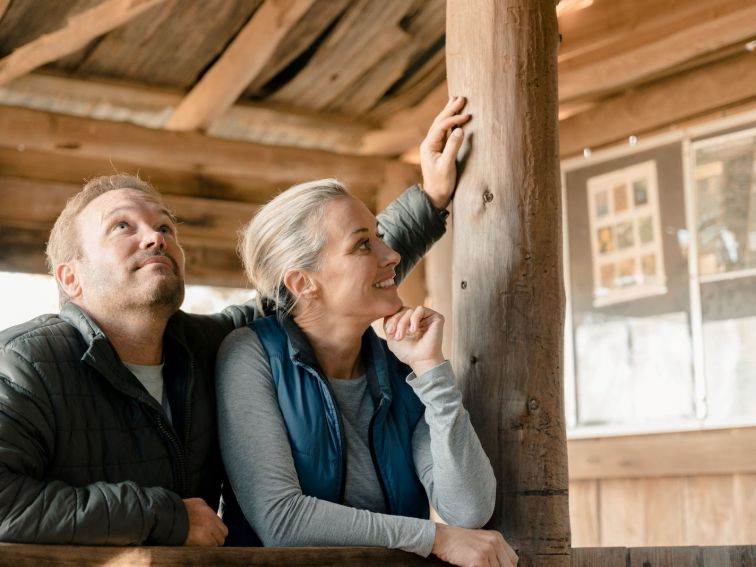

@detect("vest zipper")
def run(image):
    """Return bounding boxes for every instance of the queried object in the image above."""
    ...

[368,397,391,514]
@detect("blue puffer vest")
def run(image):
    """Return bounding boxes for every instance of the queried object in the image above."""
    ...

[223,315,429,546]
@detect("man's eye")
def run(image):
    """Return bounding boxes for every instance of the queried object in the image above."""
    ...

[114,222,129,231]
[159,225,173,235]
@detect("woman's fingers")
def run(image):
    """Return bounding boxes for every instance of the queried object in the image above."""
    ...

[394,308,415,340]
[432,95,467,127]
[423,113,471,153]
[383,307,407,336]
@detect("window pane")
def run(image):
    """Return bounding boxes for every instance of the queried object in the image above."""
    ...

[694,133,756,276]
[575,312,694,425]
[700,277,756,423]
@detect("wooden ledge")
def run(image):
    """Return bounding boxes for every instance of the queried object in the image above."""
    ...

[0,545,444,566]
[0,544,754,566]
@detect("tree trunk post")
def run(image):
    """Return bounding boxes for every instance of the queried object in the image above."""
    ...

[446,2,570,566]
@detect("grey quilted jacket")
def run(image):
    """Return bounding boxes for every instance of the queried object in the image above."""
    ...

[0,185,446,545]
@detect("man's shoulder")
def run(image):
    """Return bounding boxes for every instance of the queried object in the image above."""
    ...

[0,314,80,358]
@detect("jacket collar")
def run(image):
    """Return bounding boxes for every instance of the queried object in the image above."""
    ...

[59,302,185,413]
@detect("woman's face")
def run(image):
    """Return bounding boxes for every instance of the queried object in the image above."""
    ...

[306,195,402,324]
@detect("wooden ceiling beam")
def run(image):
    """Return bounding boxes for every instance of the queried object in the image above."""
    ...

[559,51,756,157]
[359,82,448,157]
[164,0,316,132]
[0,0,168,86]
[0,0,10,22]
[559,0,756,101]
[0,73,371,154]
[0,106,418,207]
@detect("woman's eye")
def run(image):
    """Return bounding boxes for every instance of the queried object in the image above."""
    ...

[376,231,386,241]
[358,239,371,250]
[114,222,128,231]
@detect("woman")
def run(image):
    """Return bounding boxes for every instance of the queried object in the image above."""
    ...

[216,102,518,567]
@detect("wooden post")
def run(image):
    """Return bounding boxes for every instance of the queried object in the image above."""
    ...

[446,2,570,566]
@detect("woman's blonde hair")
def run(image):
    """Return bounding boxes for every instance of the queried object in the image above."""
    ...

[239,179,349,315]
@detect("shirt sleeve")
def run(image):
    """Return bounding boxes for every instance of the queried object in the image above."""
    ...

[215,327,437,556]
[409,361,496,528]
[376,185,447,285]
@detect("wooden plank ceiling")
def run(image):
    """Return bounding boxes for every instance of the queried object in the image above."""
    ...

[0,0,755,284]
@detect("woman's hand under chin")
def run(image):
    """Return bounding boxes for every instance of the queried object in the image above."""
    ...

[383,306,446,376]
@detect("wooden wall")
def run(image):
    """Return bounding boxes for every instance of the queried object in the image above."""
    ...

[568,427,756,547]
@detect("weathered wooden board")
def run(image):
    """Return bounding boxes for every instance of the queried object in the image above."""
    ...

[570,480,600,548]
[571,547,627,567]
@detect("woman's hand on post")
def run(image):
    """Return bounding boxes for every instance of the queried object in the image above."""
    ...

[432,524,518,567]
[384,306,445,376]
[420,96,471,210]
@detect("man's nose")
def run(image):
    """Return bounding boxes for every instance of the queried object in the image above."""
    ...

[141,227,166,250]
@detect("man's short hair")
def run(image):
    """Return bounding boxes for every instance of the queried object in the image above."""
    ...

[46,173,165,306]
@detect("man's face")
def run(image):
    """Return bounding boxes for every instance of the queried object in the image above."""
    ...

[71,188,186,315]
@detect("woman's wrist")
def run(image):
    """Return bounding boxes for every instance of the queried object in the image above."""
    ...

[409,357,446,377]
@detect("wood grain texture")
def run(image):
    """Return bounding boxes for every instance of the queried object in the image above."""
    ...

[568,427,756,480]
[570,547,627,567]
[629,546,703,567]
[447,1,569,565]
[0,106,419,206]
[65,0,263,88]
[165,0,317,131]
[684,476,738,546]
[644,478,685,547]
[734,474,756,544]
[270,0,415,110]
[0,0,168,86]
[558,0,756,101]
[569,480,599,547]
[600,479,645,547]
[0,544,447,567]
[0,544,754,566]
[559,50,756,157]
[0,73,372,154]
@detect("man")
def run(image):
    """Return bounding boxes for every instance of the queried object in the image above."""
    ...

[0,98,469,546]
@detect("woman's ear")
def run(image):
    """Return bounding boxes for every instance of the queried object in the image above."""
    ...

[283,270,318,301]
[56,262,82,301]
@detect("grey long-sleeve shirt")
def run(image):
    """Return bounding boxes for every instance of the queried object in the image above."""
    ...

[216,327,496,556]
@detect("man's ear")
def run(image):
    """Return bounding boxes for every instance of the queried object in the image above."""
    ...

[56,262,82,301]
[283,270,318,301]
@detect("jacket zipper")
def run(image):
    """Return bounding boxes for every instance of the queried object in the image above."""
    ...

[368,397,391,514]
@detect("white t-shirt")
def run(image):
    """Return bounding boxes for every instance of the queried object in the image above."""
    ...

[124,361,172,423]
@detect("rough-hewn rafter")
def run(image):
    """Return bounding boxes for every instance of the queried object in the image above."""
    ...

[164,0,316,132]
[560,50,756,156]
[559,1,756,101]
[0,106,412,207]
[0,73,371,153]
[0,0,167,86]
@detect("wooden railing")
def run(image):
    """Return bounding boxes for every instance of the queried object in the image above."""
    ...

[0,544,754,566]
